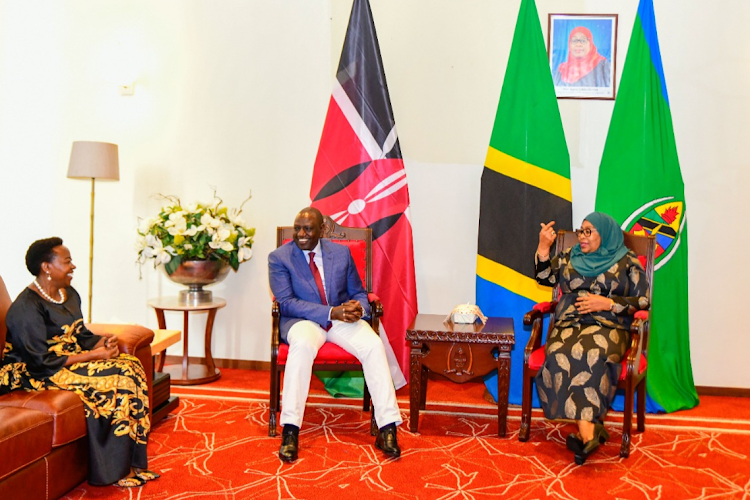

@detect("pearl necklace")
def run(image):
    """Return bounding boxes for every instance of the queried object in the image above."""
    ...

[33,279,66,304]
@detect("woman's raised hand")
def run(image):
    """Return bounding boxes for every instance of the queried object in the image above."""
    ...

[538,221,557,257]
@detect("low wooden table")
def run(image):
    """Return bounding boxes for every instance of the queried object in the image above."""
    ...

[406,314,515,437]
[151,329,181,424]
[148,297,226,385]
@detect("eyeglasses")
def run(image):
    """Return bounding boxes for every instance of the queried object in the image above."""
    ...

[570,38,590,45]
[575,228,597,237]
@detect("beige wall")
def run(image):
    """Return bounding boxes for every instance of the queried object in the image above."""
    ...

[1,0,746,389]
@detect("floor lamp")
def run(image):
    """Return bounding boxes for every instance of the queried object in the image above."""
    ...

[67,141,120,323]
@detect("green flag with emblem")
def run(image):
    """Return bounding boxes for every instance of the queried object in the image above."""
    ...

[595,0,698,412]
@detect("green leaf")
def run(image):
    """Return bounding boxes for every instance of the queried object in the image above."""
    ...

[165,255,182,275]
[229,253,239,271]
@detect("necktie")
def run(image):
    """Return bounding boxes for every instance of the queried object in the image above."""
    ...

[309,252,327,305]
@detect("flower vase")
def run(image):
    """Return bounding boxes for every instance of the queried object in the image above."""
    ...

[164,260,230,305]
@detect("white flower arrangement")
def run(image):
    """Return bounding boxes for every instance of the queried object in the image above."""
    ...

[137,192,255,275]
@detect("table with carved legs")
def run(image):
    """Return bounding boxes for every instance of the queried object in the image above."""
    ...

[406,314,515,437]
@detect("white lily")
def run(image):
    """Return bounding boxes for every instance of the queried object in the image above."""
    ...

[201,213,221,229]
[238,246,253,262]
[142,235,176,264]
[138,216,158,234]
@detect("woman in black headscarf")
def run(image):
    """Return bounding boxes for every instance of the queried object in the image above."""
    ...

[0,237,159,487]
[535,213,649,464]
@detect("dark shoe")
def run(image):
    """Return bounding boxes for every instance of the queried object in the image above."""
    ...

[574,423,609,465]
[279,426,299,462]
[566,433,584,454]
[375,424,401,458]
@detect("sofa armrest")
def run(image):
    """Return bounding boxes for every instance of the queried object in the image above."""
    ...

[86,323,154,355]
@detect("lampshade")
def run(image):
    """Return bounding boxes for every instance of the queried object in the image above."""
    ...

[67,141,120,180]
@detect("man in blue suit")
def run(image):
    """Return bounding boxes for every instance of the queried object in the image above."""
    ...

[268,207,402,462]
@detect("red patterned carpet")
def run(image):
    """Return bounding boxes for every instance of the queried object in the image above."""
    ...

[62,369,750,499]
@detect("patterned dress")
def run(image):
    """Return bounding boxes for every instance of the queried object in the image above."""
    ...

[534,250,649,423]
[0,287,150,485]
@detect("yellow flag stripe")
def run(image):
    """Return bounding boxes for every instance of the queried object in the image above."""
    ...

[485,147,572,202]
[476,255,553,303]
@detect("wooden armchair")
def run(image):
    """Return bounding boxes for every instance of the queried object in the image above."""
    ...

[269,216,381,437]
[518,230,656,458]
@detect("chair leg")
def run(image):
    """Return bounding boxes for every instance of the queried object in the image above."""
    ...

[620,378,635,458]
[370,407,378,436]
[519,368,534,442]
[363,381,371,412]
[419,366,428,410]
[269,368,280,437]
[636,377,646,433]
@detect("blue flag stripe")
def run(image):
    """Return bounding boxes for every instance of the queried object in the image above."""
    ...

[638,0,669,105]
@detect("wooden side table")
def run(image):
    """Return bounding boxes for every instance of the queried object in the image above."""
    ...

[151,329,181,424]
[147,297,226,385]
[406,314,515,437]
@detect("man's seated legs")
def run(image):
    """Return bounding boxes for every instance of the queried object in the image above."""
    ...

[278,319,402,462]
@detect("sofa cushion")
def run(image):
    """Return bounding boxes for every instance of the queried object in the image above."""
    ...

[0,390,86,446]
[0,406,53,481]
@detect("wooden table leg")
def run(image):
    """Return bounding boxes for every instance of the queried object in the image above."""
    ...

[182,310,190,380]
[154,309,167,372]
[409,341,422,433]
[204,308,219,376]
[496,346,511,437]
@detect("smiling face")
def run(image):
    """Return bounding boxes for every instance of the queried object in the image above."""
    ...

[577,220,601,254]
[569,33,591,59]
[293,210,323,251]
[41,245,76,288]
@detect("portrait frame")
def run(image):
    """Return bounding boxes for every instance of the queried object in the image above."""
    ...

[548,14,618,100]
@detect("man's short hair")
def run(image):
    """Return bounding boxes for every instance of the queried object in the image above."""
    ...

[298,207,324,225]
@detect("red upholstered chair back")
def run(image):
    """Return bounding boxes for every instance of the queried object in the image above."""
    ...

[0,276,12,361]
[278,216,373,292]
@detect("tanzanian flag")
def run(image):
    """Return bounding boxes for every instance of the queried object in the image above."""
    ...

[477,0,572,405]
[595,0,698,412]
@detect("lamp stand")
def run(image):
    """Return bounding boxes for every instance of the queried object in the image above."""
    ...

[87,177,95,323]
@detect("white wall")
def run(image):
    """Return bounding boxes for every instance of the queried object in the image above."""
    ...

[0,0,746,389]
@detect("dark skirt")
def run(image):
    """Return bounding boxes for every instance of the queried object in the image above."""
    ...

[0,354,150,485]
[534,321,629,422]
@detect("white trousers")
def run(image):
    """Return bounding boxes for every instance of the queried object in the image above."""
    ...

[279,319,402,430]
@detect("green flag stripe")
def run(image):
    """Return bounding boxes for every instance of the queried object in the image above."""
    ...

[487,0,570,181]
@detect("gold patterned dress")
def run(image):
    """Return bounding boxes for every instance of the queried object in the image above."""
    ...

[0,287,150,486]
[534,250,649,423]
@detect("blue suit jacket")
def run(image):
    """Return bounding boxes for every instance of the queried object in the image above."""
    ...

[268,239,370,342]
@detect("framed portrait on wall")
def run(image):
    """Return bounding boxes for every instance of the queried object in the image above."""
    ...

[548,14,618,99]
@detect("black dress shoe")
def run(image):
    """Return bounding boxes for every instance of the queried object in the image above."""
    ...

[279,426,299,462]
[573,423,609,465]
[566,433,584,454]
[375,425,401,458]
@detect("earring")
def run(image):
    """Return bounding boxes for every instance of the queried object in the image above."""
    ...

[47,272,51,281]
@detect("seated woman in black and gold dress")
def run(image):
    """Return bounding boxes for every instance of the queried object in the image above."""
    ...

[0,237,159,488]
[534,212,649,464]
